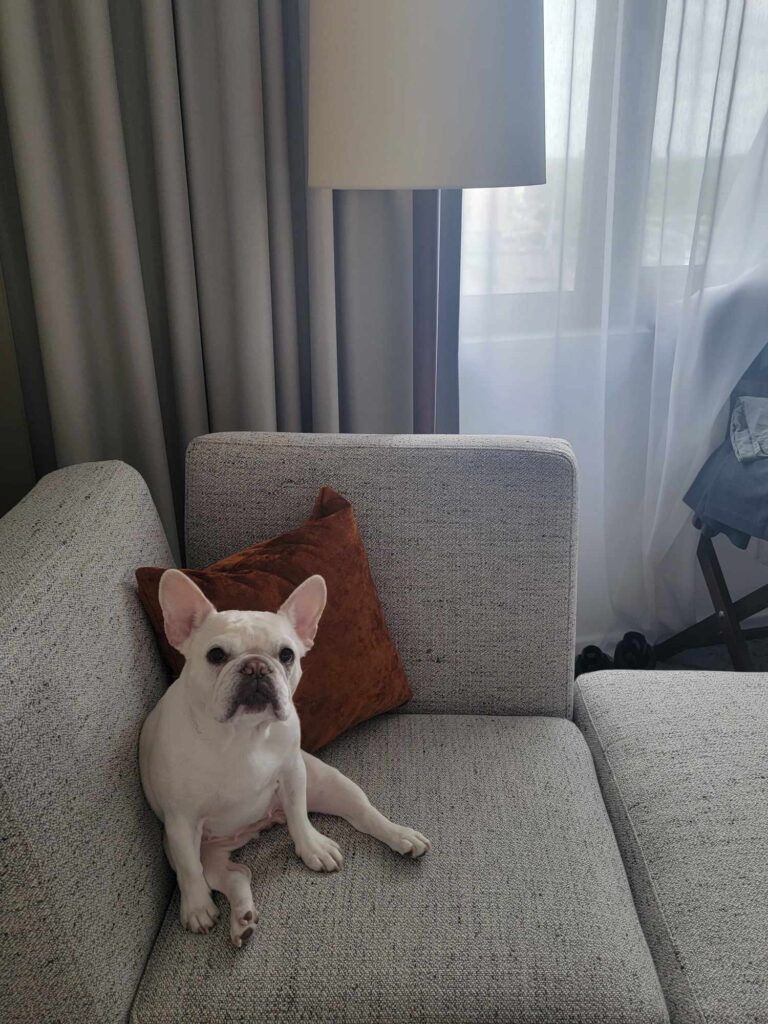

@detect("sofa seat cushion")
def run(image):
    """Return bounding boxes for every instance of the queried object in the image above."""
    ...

[575,671,768,1024]
[132,714,666,1024]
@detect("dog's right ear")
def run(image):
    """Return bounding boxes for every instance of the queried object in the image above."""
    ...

[158,569,215,652]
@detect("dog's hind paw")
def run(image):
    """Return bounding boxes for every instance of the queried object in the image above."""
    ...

[385,825,432,858]
[231,906,259,948]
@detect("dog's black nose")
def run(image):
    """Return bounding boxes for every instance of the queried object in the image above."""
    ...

[240,657,271,678]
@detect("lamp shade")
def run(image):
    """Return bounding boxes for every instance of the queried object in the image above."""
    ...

[307,0,545,190]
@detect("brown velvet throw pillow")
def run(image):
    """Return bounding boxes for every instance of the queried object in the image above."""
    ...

[135,487,411,752]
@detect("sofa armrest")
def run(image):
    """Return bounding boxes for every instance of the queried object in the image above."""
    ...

[185,433,578,719]
[0,462,176,1024]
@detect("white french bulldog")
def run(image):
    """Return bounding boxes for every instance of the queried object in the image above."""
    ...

[139,570,430,947]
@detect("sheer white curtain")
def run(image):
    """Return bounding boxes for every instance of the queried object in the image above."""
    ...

[460,0,768,645]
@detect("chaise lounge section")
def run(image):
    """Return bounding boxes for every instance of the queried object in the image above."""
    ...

[575,670,768,1024]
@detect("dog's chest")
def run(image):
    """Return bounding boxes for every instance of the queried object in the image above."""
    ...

[200,740,285,836]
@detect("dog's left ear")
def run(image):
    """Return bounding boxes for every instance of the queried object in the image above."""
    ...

[279,575,327,649]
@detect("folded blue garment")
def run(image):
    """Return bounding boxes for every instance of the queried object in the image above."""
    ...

[685,430,768,545]
[730,395,768,462]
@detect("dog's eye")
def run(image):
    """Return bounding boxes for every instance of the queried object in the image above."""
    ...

[279,647,294,666]
[206,646,227,665]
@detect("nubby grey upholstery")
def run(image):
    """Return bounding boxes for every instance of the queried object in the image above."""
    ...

[185,433,578,719]
[576,671,768,1024]
[0,462,175,1024]
[133,715,667,1024]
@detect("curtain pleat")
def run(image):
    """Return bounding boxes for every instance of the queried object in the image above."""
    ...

[0,82,55,483]
[0,257,36,510]
[259,0,303,432]
[174,0,278,434]
[435,189,462,433]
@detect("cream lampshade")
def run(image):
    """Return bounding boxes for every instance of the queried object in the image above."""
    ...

[307,0,546,190]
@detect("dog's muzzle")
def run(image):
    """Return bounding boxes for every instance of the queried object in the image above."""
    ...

[225,656,290,722]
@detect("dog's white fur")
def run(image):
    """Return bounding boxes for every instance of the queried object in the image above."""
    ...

[139,570,430,946]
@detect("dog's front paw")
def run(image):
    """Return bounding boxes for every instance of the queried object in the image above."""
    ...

[295,828,344,872]
[180,890,220,934]
[385,825,432,858]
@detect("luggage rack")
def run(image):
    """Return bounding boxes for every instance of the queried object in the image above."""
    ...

[653,529,768,671]
[577,345,768,676]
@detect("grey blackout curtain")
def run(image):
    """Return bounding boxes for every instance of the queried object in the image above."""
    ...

[0,0,460,547]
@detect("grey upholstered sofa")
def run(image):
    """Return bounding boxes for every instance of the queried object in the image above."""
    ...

[1,433,765,1024]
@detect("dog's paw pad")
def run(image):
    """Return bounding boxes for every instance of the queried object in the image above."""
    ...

[233,925,254,948]
[231,905,258,945]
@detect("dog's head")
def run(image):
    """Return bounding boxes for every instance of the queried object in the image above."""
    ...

[158,569,326,725]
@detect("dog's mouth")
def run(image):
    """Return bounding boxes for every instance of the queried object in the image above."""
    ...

[225,675,289,722]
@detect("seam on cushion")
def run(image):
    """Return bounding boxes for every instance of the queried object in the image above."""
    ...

[188,433,577,460]
[0,775,100,1021]
[184,440,193,559]
[561,451,576,719]
[191,430,569,444]
[130,888,177,1024]
[578,686,707,1024]
[128,873,177,1024]
[186,437,577,719]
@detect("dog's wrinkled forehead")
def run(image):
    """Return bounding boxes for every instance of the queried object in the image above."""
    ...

[191,609,299,658]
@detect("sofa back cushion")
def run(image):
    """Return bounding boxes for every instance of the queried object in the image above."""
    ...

[185,433,578,718]
[0,462,175,1024]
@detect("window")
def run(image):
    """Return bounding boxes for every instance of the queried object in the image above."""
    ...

[460,0,768,341]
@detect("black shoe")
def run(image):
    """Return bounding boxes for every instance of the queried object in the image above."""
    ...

[613,631,656,670]
[575,645,614,677]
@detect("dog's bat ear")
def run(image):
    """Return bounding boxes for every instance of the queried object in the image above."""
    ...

[158,569,216,651]
[279,575,327,650]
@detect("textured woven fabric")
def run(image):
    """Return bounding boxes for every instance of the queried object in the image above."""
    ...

[0,462,176,1024]
[132,714,667,1024]
[185,433,578,718]
[575,671,768,1024]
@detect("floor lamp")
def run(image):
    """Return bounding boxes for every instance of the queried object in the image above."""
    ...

[307,0,546,432]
